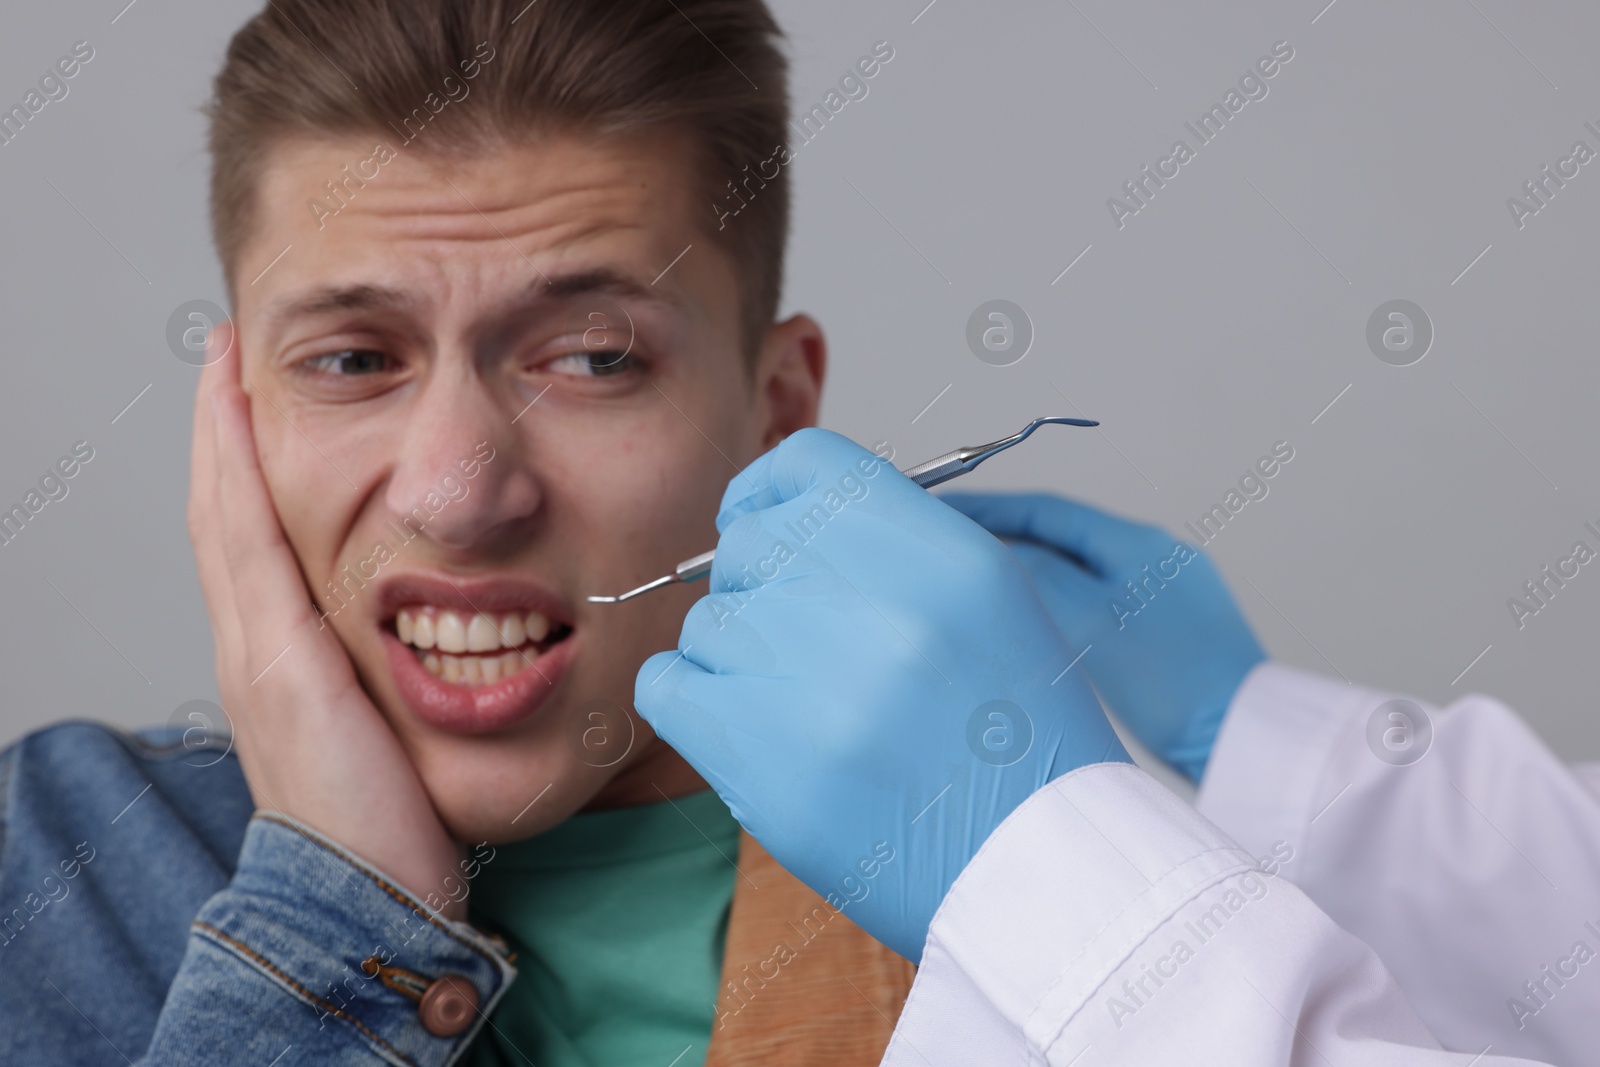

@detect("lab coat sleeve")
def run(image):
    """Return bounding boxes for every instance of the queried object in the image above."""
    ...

[1196,663,1600,1064]
[883,762,1551,1067]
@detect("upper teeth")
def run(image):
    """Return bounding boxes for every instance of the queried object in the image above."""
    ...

[397,608,552,653]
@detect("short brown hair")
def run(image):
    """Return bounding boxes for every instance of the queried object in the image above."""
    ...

[207,0,790,354]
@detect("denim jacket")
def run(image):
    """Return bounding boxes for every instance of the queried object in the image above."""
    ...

[0,721,517,1066]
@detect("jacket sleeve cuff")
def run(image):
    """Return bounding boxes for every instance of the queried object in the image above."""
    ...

[883,763,1260,1065]
[149,812,515,1066]
[1193,661,1377,859]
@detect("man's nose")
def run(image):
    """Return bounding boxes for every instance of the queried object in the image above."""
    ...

[384,372,540,553]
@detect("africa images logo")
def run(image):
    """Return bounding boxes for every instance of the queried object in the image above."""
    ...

[1106,40,1295,230]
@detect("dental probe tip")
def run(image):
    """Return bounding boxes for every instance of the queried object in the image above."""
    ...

[587,571,679,604]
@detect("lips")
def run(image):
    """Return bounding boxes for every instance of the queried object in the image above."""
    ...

[374,573,577,735]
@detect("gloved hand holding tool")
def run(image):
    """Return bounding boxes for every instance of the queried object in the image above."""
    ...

[634,429,1129,963]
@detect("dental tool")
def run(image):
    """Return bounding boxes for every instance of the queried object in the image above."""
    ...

[587,415,1098,604]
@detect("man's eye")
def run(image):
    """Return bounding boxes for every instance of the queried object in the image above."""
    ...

[547,351,636,378]
[305,349,392,375]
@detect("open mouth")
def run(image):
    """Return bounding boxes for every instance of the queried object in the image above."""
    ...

[392,606,574,688]
[373,573,581,734]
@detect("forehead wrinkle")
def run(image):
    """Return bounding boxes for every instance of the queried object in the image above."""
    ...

[387,215,649,266]
[246,136,705,341]
[334,169,662,248]
[254,132,694,251]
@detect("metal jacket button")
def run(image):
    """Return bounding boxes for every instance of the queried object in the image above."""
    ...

[418,975,478,1037]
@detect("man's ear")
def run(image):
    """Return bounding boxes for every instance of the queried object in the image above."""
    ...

[753,313,826,451]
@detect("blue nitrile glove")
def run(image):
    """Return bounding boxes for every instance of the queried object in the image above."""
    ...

[634,429,1129,964]
[939,492,1267,784]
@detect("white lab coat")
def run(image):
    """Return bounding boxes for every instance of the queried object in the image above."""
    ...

[884,664,1599,1066]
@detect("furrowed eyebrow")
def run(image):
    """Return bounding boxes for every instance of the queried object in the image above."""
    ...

[262,268,674,332]
[471,267,677,352]
[536,268,663,304]
[263,283,418,328]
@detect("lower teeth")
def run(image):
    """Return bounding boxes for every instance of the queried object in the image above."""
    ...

[419,648,532,686]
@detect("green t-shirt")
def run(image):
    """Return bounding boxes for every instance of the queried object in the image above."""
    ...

[464,789,740,1067]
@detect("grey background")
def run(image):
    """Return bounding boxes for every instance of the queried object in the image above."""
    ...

[2,0,1597,763]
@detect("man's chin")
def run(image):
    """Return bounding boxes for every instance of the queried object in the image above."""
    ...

[411,731,705,846]
[422,750,619,845]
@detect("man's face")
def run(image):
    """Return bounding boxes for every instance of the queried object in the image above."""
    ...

[231,132,821,842]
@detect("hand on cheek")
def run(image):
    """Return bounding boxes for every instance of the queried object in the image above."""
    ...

[188,323,466,918]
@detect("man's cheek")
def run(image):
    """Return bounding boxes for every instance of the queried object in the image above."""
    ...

[248,397,349,597]
[249,405,306,532]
